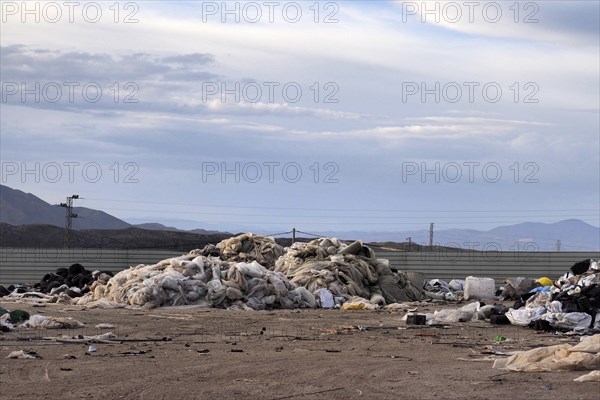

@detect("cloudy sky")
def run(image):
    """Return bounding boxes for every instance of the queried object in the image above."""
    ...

[1,1,599,234]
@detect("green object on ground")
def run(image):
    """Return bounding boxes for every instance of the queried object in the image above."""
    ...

[9,310,30,322]
[494,335,506,343]
[0,307,8,316]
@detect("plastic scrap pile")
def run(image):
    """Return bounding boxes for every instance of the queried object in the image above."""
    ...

[498,277,537,300]
[216,232,285,266]
[75,251,317,310]
[403,301,509,325]
[501,259,600,332]
[274,238,426,305]
[423,279,465,301]
[38,234,422,310]
[0,307,84,331]
[0,263,113,301]
[492,334,600,380]
[1,264,114,305]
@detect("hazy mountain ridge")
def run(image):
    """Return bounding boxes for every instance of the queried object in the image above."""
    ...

[1,185,598,251]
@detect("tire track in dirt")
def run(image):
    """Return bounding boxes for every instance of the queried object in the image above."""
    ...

[2,361,51,384]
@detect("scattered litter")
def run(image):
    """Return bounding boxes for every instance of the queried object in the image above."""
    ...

[95,323,115,329]
[426,302,483,324]
[406,314,426,325]
[6,350,41,359]
[8,310,30,322]
[494,335,506,343]
[22,315,84,329]
[574,370,600,382]
[88,345,97,353]
[341,297,379,310]
[500,277,537,300]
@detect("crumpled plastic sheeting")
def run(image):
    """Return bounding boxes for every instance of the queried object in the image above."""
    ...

[216,233,285,266]
[423,279,465,301]
[505,306,547,326]
[500,277,537,300]
[493,334,600,372]
[22,314,85,329]
[426,301,483,324]
[340,296,380,310]
[76,253,316,310]
[541,312,593,331]
[5,350,39,359]
[574,370,600,382]
[274,238,424,304]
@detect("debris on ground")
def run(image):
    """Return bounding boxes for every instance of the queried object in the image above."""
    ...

[502,259,600,333]
[22,314,85,329]
[573,370,600,382]
[5,350,41,359]
[423,278,464,300]
[492,334,600,372]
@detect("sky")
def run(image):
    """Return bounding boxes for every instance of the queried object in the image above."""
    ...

[1,0,599,234]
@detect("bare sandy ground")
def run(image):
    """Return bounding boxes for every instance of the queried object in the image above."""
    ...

[0,301,598,400]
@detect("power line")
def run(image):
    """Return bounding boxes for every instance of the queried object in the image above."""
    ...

[90,206,599,220]
[82,197,598,214]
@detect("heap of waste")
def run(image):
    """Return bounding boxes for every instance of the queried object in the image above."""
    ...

[499,259,600,332]
[409,259,600,331]
[1,307,84,331]
[216,233,285,266]
[34,263,113,297]
[0,263,114,305]
[18,233,424,310]
[274,238,426,305]
[64,234,425,310]
[423,278,465,301]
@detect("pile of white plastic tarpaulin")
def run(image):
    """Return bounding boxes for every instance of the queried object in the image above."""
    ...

[492,334,600,379]
[71,233,425,310]
[274,238,425,305]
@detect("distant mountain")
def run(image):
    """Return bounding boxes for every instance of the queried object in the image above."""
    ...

[311,219,600,251]
[131,223,229,235]
[2,185,598,251]
[0,185,231,236]
[133,223,181,232]
[0,185,130,229]
[0,223,231,250]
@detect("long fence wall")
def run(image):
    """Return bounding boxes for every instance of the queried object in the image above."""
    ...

[0,247,599,286]
[378,250,600,284]
[0,248,183,286]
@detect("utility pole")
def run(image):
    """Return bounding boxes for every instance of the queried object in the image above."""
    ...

[59,194,79,248]
[429,223,434,248]
[556,239,561,252]
[406,236,412,251]
[292,227,296,244]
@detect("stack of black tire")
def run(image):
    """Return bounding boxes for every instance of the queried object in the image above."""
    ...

[34,263,113,297]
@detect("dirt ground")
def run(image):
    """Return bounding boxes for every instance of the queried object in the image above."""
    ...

[0,301,598,400]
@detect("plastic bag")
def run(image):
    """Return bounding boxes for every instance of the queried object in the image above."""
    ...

[505,306,547,326]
